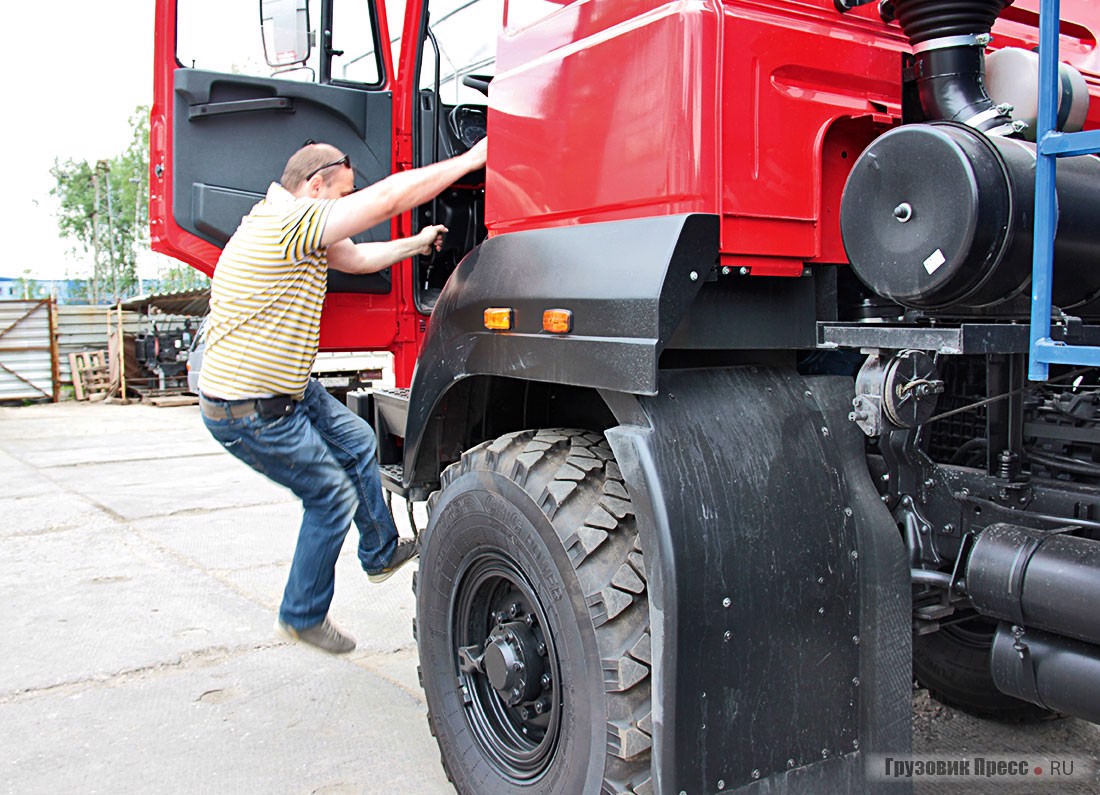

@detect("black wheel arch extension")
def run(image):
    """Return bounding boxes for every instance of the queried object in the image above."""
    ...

[401,213,719,490]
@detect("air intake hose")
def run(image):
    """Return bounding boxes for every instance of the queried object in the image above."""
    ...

[893,0,1015,132]
[893,0,1010,43]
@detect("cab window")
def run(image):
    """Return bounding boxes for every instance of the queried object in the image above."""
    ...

[176,0,384,86]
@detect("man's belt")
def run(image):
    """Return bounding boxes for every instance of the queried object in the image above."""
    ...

[199,393,297,421]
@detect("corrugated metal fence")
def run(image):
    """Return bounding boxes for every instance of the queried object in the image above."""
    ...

[0,300,57,401]
[0,300,168,402]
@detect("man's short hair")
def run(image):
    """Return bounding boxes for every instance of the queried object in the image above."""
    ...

[281,143,346,191]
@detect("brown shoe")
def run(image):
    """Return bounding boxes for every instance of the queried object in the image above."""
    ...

[274,616,356,654]
[367,538,419,584]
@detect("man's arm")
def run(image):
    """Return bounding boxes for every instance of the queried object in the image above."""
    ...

[321,139,486,247]
[327,225,448,274]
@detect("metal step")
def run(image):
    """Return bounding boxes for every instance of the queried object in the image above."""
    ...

[380,463,406,498]
[371,388,410,498]
[374,387,410,438]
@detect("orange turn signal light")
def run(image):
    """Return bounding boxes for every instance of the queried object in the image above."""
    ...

[483,307,514,331]
[542,309,573,334]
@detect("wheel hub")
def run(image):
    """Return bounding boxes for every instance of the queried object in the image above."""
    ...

[483,620,544,705]
[452,555,563,781]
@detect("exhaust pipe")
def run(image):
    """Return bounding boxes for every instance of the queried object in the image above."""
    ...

[966,525,1100,721]
[966,523,1100,646]
[991,624,1100,722]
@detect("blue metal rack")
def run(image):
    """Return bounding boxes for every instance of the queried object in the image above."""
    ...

[1028,0,1100,380]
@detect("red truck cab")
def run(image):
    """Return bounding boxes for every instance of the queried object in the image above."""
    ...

[153,3,1100,794]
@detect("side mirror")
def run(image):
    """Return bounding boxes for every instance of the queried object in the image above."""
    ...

[260,0,311,68]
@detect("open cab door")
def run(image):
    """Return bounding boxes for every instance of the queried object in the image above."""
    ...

[152,0,493,384]
[151,0,420,377]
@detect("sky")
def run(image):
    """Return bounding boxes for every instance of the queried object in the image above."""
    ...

[7,0,410,283]
[5,0,489,283]
[8,2,159,281]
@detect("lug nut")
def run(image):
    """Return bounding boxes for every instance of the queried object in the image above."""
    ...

[541,673,552,689]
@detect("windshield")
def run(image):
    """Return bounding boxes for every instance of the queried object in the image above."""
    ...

[421,0,501,105]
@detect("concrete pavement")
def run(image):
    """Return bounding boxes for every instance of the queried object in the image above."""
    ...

[1,400,453,794]
[5,399,1100,794]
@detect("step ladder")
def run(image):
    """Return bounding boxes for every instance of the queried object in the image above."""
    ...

[1028,0,1100,380]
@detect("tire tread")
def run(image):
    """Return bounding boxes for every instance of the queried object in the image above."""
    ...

[424,428,652,793]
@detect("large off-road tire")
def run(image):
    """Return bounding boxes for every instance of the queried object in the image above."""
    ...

[913,617,1056,722]
[415,429,652,794]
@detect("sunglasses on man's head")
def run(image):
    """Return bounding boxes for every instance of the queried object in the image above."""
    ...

[305,153,351,181]
[301,141,351,181]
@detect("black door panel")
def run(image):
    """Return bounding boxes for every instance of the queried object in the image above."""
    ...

[172,69,394,294]
[191,184,264,244]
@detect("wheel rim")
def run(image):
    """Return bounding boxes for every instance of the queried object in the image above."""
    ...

[451,550,563,783]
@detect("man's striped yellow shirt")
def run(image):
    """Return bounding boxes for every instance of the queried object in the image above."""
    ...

[198,183,335,401]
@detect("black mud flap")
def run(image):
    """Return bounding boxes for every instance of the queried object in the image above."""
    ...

[603,368,911,794]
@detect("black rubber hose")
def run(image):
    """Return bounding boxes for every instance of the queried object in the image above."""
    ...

[892,0,1014,128]
[912,46,1002,127]
[893,0,1011,44]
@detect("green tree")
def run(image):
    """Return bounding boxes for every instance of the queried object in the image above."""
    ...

[51,106,151,304]
[63,272,90,304]
[14,269,41,300]
[158,261,209,293]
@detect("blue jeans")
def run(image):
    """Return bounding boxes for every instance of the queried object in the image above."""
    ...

[202,379,398,629]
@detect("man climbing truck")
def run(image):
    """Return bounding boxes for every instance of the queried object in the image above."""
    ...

[153,0,1100,792]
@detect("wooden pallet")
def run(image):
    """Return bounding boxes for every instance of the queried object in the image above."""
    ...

[143,393,199,408]
[69,351,111,401]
